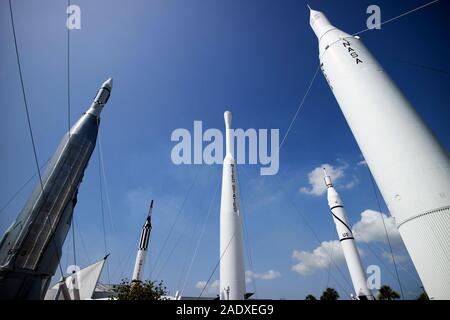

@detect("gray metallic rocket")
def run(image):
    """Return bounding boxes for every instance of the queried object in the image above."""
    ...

[0,78,113,299]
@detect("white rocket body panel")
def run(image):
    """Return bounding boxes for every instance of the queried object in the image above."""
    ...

[326,181,373,299]
[132,249,147,282]
[311,9,450,299]
[220,111,246,300]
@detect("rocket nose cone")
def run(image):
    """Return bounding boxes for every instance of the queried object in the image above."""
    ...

[309,8,335,39]
[224,111,232,128]
[102,78,113,90]
[86,78,112,117]
[323,167,333,187]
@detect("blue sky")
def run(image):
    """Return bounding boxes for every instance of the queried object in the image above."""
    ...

[1,0,449,299]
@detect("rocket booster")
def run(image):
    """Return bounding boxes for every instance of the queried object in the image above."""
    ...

[310,8,450,299]
[132,200,153,282]
[219,111,246,300]
[324,169,373,300]
[0,78,113,299]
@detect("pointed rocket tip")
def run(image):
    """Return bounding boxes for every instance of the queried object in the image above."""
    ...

[323,168,333,187]
[103,78,113,90]
[308,5,321,16]
[309,8,336,39]
[224,111,232,128]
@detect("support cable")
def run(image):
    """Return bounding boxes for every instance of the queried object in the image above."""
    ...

[367,169,405,299]
[97,128,111,284]
[353,0,440,36]
[273,175,354,295]
[199,233,236,298]
[236,166,258,298]
[8,0,64,278]
[0,157,51,216]
[179,171,221,296]
[149,168,201,279]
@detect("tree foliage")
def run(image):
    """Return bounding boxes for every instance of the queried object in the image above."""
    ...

[305,294,317,300]
[320,287,339,300]
[377,285,400,300]
[416,292,429,300]
[112,279,168,300]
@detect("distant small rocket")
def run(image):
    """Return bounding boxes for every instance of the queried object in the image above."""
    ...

[310,8,450,299]
[0,78,113,299]
[132,200,153,282]
[219,111,246,300]
[324,169,373,300]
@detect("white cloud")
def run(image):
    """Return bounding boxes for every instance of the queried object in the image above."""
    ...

[195,281,207,289]
[291,240,346,275]
[195,271,281,293]
[195,280,220,295]
[246,270,281,282]
[300,163,345,196]
[291,210,405,277]
[382,251,409,264]
[357,160,367,166]
[342,177,358,189]
[352,210,402,244]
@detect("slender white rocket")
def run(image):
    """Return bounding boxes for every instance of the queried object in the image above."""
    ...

[324,169,373,300]
[310,8,450,299]
[132,200,153,282]
[220,111,246,300]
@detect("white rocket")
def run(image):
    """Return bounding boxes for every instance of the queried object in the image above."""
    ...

[219,111,246,300]
[132,200,153,282]
[310,8,450,299]
[324,169,374,300]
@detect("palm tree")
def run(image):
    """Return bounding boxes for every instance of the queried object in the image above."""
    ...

[377,285,400,300]
[320,288,339,300]
[416,292,429,300]
[305,294,317,300]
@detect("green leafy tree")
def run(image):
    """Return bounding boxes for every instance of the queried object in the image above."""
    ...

[416,292,429,300]
[305,294,317,300]
[377,285,400,300]
[112,279,168,300]
[320,288,339,300]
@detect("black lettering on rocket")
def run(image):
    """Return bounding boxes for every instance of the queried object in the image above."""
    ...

[342,40,363,64]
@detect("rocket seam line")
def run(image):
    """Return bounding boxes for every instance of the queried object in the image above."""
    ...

[331,212,353,234]
[330,205,343,210]
[318,27,339,42]
[397,205,450,228]
[339,237,355,242]
[319,36,355,60]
